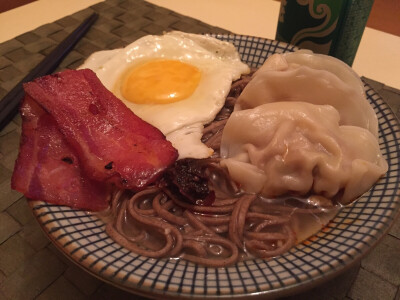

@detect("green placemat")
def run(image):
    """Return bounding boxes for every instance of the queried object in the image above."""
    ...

[1,1,399,300]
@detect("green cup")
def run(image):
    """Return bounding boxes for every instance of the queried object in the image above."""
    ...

[276,0,374,66]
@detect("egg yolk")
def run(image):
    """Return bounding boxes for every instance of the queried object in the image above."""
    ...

[121,59,201,104]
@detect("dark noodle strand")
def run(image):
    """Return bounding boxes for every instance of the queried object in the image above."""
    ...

[210,224,229,234]
[152,193,187,226]
[110,188,125,215]
[183,210,215,235]
[181,236,239,267]
[114,200,146,242]
[165,189,236,214]
[128,190,183,256]
[106,223,175,258]
[106,190,177,258]
[202,119,228,136]
[245,225,296,258]
[182,240,208,257]
[131,186,160,216]
[106,164,301,265]
[229,194,257,249]
[203,129,225,149]
[211,197,239,207]
[196,215,231,225]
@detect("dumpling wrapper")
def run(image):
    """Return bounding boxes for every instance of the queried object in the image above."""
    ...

[220,102,388,204]
[235,52,379,138]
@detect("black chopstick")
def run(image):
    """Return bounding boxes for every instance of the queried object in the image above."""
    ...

[0,12,99,131]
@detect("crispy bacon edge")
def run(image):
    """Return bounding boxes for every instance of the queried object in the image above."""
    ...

[22,69,178,190]
[11,95,110,211]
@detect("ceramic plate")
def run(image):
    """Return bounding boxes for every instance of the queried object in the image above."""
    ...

[29,34,400,299]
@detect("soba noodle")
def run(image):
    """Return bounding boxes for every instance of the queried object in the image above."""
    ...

[103,73,338,267]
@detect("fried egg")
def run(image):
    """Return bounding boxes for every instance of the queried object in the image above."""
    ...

[79,31,249,158]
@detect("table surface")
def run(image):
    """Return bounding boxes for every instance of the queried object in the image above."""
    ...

[0,0,399,299]
[1,0,399,90]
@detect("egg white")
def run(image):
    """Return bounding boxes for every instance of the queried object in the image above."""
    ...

[79,31,249,158]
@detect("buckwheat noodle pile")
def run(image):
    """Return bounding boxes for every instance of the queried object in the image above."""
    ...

[104,73,333,267]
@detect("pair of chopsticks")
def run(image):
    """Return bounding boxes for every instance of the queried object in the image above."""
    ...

[0,12,99,131]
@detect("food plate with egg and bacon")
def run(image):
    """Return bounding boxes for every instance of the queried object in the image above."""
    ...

[12,33,400,299]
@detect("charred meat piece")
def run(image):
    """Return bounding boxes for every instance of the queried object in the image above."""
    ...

[162,158,215,206]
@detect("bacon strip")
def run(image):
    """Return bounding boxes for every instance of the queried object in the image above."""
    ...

[11,96,110,211]
[22,69,178,190]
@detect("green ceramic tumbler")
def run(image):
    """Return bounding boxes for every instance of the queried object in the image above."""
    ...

[276,0,374,66]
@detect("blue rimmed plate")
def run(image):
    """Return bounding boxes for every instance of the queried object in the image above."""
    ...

[29,34,400,299]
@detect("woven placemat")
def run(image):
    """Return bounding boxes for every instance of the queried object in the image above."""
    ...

[0,0,230,126]
[1,2,400,300]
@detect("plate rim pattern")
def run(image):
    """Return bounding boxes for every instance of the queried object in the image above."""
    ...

[29,34,400,299]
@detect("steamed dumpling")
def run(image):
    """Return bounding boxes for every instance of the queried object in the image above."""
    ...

[235,52,379,137]
[220,102,388,204]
